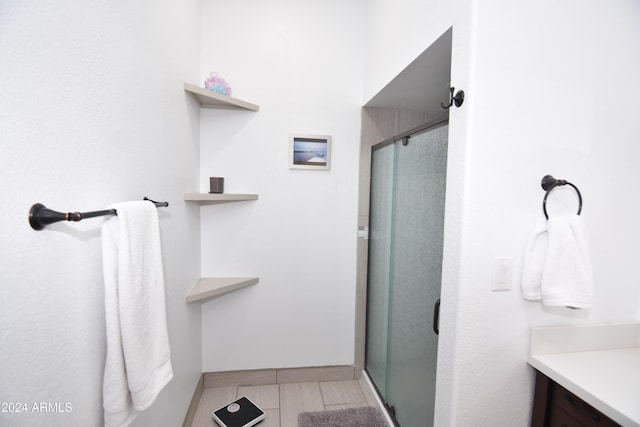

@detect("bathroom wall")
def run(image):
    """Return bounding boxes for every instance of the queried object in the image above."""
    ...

[197,0,366,372]
[0,1,203,426]
[365,0,640,425]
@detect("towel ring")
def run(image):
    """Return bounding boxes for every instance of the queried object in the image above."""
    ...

[541,175,582,219]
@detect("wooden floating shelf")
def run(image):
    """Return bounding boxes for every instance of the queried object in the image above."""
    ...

[184,193,259,205]
[185,277,259,304]
[184,82,259,111]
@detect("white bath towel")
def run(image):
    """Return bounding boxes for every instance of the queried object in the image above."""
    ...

[521,215,594,308]
[102,201,173,427]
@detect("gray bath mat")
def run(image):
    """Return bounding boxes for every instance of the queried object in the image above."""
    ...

[298,406,387,427]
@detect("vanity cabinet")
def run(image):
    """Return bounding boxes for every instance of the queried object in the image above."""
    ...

[532,370,620,427]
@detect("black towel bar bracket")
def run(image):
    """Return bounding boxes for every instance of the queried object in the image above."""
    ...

[28,197,168,231]
[541,175,582,219]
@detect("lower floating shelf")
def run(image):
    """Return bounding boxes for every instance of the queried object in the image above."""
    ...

[185,277,259,304]
[184,193,259,205]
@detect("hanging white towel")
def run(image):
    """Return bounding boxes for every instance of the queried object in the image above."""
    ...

[102,201,173,427]
[542,215,594,308]
[521,220,548,301]
[521,215,594,308]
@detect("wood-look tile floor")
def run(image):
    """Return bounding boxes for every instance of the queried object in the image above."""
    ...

[190,377,385,427]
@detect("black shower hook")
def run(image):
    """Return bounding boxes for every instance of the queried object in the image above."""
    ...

[440,87,465,109]
[541,175,583,219]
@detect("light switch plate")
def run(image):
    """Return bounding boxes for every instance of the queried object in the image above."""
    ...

[492,258,513,291]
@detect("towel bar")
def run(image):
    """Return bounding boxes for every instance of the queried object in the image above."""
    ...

[541,175,582,219]
[28,197,168,231]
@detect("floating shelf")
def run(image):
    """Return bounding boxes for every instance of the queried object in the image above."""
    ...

[184,193,259,205]
[184,82,259,111]
[185,277,259,304]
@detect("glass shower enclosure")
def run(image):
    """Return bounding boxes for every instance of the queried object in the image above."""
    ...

[365,121,448,426]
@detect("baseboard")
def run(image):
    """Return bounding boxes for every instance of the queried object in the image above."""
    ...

[277,365,356,384]
[181,374,204,427]
[203,365,356,388]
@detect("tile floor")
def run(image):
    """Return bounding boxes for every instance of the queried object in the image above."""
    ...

[190,377,386,427]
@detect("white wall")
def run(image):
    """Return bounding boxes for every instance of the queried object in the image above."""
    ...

[365,0,640,426]
[457,1,640,425]
[3,1,638,425]
[197,0,366,372]
[0,1,202,426]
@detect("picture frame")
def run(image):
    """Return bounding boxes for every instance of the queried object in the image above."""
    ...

[289,133,331,170]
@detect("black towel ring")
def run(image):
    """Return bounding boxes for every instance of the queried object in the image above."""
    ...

[541,175,582,219]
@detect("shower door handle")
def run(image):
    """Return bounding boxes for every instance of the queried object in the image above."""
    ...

[433,299,440,335]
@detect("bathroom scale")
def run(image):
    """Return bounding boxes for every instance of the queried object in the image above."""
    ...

[212,396,265,427]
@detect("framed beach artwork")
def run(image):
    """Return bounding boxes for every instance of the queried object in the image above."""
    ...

[289,134,331,171]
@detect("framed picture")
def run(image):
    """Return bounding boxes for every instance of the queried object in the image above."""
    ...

[289,134,331,170]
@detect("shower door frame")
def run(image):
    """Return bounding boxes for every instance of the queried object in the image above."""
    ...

[364,119,448,426]
[355,113,448,372]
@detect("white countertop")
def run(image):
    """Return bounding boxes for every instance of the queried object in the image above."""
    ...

[528,323,640,427]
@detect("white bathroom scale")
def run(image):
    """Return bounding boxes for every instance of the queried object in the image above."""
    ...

[212,396,265,427]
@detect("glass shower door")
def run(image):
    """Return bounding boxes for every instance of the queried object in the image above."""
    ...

[365,141,396,398]
[366,122,448,426]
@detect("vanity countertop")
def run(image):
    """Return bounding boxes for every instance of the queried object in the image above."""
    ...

[528,322,640,427]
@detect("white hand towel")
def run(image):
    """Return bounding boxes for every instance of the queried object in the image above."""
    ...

[541,215,594,308]
[521,215,594,308]
[521,220,548,301]
[102,201,173,427]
